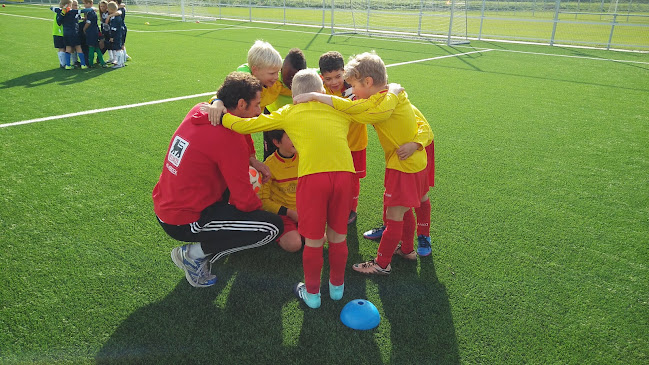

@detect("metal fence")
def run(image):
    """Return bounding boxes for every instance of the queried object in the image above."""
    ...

[26,0,649,50]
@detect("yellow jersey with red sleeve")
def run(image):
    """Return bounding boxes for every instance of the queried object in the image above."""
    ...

[411,104,434,148]
[222,102,355,178]
[324,84,368,152]
[331,91,427,174]
[261,151,299,214]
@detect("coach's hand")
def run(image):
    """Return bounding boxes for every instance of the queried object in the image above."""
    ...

[250,158,272,183]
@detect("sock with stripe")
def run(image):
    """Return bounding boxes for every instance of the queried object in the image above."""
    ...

[415,198,431,237]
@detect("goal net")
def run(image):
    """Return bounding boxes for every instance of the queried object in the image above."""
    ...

[330,0,469,45]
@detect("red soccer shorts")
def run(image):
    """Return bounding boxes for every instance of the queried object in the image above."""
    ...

[383,168,428,208]
[351,149,367,179]
[278,214,298,240]
[296,171,354,240]
[426,141,435,187]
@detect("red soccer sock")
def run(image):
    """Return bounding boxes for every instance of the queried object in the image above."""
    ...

[376,219,404,268]
[415,199,431,237]
[302,245,323,294]
[400,209,416,253]
[351,177,360,213]
[327,240,348,286]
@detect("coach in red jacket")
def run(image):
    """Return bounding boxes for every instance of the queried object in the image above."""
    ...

[153,72,284,288]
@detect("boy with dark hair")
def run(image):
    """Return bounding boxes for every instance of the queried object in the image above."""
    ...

[319,51,366,225]
[153,72,284,288]
[264,48,307,158]
[261,130,302,253]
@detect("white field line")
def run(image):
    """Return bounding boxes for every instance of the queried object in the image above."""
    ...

[0,51,491,129]
[386,49,494,67]
[0,92,215,128]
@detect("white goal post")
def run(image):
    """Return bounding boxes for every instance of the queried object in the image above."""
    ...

[329,0,469,46]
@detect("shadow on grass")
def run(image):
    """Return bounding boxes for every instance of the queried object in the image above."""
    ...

[0,66,110,89]
[96,239,458,364]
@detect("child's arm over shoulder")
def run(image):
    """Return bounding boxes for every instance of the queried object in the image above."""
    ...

[293,92,335,106]
[222,108,287,135]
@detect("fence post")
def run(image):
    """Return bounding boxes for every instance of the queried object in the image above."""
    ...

[418,0,424,36]
[284,0,286,25]
[607,13,617,50]
[448,0,455,45]
[181,0,185,21]
[331,0,335,35]
[478,0,480,40]
[249,0,252,22]
[366,0,370,33]
[550,0,561,46]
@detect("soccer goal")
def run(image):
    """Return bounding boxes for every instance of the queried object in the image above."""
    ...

[329,0,469,46]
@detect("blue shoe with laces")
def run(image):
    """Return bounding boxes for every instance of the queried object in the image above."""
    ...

[294,282,321,309]
[417,235,432,256]
[171,245,217,287]
[363,225,385,240]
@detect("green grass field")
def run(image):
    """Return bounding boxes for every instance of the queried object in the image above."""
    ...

[1,3,648,364]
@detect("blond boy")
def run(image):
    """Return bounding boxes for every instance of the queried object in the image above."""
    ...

[295,52,433,275]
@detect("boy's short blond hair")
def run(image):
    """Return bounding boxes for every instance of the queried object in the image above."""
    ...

[83,0,93,5]
[59,0,71,7]
[344,51,388,86]
[247,40,282,70]
[107,1,117,11]
[290,69,324,97]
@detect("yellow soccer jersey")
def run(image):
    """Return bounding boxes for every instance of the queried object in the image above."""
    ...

[261,151,299,214]
[331,91,429,174]
[324,84,368,152]
[412,104,434,147]
[222,102,356,178]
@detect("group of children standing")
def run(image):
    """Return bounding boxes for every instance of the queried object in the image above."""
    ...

[51,0,130,70]
[199,41,435,309]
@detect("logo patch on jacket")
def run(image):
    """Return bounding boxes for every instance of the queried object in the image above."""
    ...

[168,136,189,167]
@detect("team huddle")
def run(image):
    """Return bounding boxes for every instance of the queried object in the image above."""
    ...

[50,0,130,69]
[152,41,435,309]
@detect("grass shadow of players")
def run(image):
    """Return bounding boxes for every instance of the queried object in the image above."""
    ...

[96,242,384,364]
[374,256,461,364]
[0,66,108,89]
